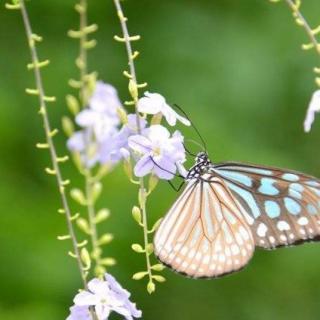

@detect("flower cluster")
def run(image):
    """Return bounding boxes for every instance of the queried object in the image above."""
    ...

[67,273,142,320]
[67,83,190,180]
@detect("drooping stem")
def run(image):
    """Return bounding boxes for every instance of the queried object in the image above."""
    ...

[112,0,154,290]
[285,0,320,55]
[18,0,88,289]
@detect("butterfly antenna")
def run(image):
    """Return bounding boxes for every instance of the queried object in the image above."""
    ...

[149,156,185,180]
[183,143,197,157]
[173,103,207,152]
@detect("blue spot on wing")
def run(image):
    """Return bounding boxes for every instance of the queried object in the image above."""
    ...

[306,180,320,187]
[264,201,281,218]
[258,178,279,196]
[218,169,253,187]
[226,182,261,218]
[288,183,304,200]
[282,173,299,182]
[284,197,301,215]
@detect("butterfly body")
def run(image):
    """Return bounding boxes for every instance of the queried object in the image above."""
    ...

[154,152,320,279]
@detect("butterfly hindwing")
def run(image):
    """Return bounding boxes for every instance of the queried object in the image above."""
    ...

[215,162,320,249]
[154,175,255,278]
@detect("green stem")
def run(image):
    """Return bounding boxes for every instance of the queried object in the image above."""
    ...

[285,0,320,55]
[112,0,153,286]
[19,0,88,289]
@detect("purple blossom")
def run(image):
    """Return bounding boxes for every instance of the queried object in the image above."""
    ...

[67,305,91,320]
[98,114,146,163]
[128,124,186,180]
[137,91,191,127]
[67,81,123,167]
[67,274,142,320]
[304,90,320,132]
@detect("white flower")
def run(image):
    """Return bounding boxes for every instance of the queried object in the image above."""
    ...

[128,124,186,180]
[137,91,191,126]
[68,275,141,320]
[304,90,320,132]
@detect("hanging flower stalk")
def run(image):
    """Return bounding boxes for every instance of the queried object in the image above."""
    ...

[65,0,116,279]
[269,0,320,131]
[5,0,93,288]
[112,0,190,293]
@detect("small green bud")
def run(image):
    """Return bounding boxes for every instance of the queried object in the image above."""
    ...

[151,264,165,271]
[128,79,138,101]
[92,182,102,201]
[147,281,155,294]
[94,208,110,224]
[95,265,106,277]
[146,243,154,255]
[81,248,91,269]
[152,275,166,282]
[148,174,159,194]
[98,233,114,245]
[66,94,80,115]
[131,243,144,253]
[76,218,91,235]
[62,116,74,137]
[132,271,148,280]
[70,188,87,205]
[132,206,142,224]
[100,257,116,266]
[149,218,163,234]
[117,107,128,124]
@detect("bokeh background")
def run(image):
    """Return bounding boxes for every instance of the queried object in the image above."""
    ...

[1,0,320,319]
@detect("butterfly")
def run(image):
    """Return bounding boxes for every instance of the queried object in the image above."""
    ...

[154,152,320,279]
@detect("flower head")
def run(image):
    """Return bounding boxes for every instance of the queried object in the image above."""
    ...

[304,90,320,132]
[129,124,186,180]
[67,81,124,167]
[137,92,191,127]
[67,274,142,320]
[98,114,147,163]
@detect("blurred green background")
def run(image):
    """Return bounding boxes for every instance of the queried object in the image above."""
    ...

[1,0,320,319]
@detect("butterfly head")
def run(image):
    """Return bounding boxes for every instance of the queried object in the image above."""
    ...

[195,151,210,165]
[186,152,212,180]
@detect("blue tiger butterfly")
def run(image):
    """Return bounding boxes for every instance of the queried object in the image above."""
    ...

[154,152,320,278]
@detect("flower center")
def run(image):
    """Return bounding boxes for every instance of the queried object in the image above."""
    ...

[153,146,161,156]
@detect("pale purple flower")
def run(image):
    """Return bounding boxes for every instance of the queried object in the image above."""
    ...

[137,91,191,126]
[67,81,124,167]
[128,124,186,180]
[304,90,320,132]
[90,81,122,116]
[67,274,141,320]
[67,305,91,320]
[98,114,146,163]
[67,131,86,152]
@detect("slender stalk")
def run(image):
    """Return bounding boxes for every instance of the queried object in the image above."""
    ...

[19,0,88,289]
[112,0,153,287]
[75,0,103,276]
[285,0,320,55]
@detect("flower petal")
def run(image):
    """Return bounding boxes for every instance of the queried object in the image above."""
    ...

[137,92,164,114]
[76,110,99,127]
[153,155,176,180]
[134,154,154,177]
[67,131,86,152]
[128,135,152,154]
[95,304,111,320]
[304,90,320,132]
[74,291,99,306]
[88,278,110,297]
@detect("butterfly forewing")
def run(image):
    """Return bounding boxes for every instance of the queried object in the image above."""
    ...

[154,175,255,278]
[215,162,320,249]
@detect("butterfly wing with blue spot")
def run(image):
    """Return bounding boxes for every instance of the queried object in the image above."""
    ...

[215,162,320,249]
